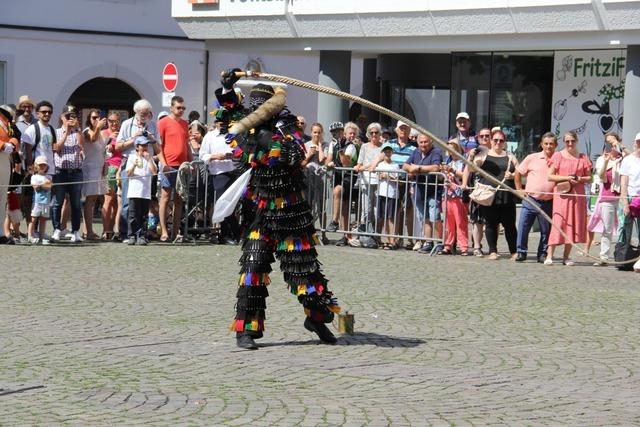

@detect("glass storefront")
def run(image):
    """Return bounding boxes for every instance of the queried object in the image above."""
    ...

[378,52,554,158]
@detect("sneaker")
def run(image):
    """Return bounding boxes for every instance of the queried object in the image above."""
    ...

[418,242,434,254]
[70,231,83,243]
[335,237,348,247]
[137,237,148,246]
[50,229,61,241]
[347,237,361,247]
[326,221,339,232]
[412,241,422,251]
[304,318,337,344]
[41,239,50,246]
[59,229,71,239]
[473,248,484,258]
[488,252,500,260]
[28,236,39,245]
[126,237,136,245]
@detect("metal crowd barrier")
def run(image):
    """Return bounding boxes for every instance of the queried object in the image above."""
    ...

[175,161,449,252]
[311,166,449,253]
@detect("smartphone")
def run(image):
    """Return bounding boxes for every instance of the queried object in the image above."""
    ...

[604,143,613,153]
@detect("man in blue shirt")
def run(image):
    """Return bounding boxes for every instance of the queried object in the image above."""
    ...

[403,134,443,253]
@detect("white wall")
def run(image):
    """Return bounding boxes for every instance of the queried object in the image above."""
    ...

[4,0,187,38]
[207,50,364,129]
[1,27,205,119]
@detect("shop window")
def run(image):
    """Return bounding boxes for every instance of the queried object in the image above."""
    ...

[490,52,554,158]
[450,53,491,137]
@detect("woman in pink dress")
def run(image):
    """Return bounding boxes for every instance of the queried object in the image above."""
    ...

[545,131,593,265]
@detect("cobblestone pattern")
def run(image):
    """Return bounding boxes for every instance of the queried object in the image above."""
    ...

[1,241,639,425]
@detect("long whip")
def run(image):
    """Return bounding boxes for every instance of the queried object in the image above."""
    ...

[229,70,638,266]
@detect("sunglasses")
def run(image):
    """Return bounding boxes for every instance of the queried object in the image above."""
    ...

[91,116,100,120]
[478,134,491,138]
[492,139,505,143]
[369,131,380,134]
[175,106,186,111]
[38,110,52,115]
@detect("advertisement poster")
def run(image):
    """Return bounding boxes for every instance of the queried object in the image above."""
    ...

[551,49,626,160]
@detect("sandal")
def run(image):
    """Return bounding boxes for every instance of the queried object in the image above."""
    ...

[383,244,391,250]
[473,248,483,257]
[438,248,453,255]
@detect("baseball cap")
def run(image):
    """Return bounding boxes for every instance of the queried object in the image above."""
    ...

[380,142,394,151]
[34,156,48,166]
[635,132,640,141]
[134,136,149,146]
[157,111,169,121]
[456,112,470,120]
[396,120,410,129]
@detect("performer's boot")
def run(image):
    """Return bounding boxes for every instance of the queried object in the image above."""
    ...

[236,332,259,350]
[304,317,337,344]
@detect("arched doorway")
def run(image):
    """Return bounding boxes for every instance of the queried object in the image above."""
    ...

[67,77,140,125]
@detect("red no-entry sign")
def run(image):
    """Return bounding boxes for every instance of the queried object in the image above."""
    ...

[162,63,178,92]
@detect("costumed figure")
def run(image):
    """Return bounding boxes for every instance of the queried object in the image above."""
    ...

[216,69,341,350]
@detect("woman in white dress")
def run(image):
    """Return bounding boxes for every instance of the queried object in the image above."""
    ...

[82,109,108,240]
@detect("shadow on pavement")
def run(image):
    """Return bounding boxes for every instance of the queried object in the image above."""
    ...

[259,332,425,348]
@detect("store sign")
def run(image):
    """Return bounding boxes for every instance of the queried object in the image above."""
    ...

[551,50,626,159]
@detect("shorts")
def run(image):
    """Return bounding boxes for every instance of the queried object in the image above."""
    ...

[158,165,178,190]
[377,196,399,219]
[415,195,441,223]
[106,165,120,193]
[31,203,50,218]
[7,209,22,223]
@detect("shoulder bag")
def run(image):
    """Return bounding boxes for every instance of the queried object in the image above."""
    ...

[470,156,511,207]
[555,154,579,194]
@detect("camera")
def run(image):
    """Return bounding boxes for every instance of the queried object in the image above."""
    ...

[141,130,149,137]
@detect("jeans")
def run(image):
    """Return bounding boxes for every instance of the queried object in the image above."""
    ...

[516,198,553,258]
[128,197,150,239]
[51,169,83,232]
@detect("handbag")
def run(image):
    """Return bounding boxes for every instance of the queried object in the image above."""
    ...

[614,214,640,271]
[470,156,511,207]
[555,155,579,194]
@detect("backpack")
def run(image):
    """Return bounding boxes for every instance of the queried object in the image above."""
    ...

[29,123,57,165]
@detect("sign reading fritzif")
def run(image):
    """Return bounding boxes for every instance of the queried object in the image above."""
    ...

[551,50,626,159]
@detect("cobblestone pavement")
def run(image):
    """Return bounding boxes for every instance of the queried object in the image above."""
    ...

[1,238,639,426]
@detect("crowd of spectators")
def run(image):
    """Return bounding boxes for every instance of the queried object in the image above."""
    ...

[0,94,639,272]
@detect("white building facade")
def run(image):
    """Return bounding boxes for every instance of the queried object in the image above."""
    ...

[174,0,640,158]
[1,0,206,123]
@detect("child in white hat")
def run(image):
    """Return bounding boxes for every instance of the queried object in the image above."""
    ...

[28,156,53,244]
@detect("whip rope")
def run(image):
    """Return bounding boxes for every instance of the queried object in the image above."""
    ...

[235,70,639,266]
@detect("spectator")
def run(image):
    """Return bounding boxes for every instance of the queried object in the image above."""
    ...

[82,109,108,240]
[409,128,419,144]
[356,114,369,143]
[441,139,468,255]
[618,132,640,272]
[189,121,206,156]
[371,142,400,249]
[125,136,157,245]
[514,132,557,263]
[589,132,624,265]
[450,112,478,154]
[4,153,24,242]
[353,122,383,246]
[403,133,443,254]
[22,101,56,171]
[301,122,329,244]
[199,121,240,245]
[51,105,84,243]
[0,104,19,244]
[102,112,123,241]
[116,99,159,241]
[296,116,312,142]
[464,127,491,256]
[15,95,37,134]
[157,95,191,242]
[473,129,519,260]
[28,156,53,245]
[325,121,357,246]
[379,120,417,249]
[381,128,392,143]
[545,131,592,266]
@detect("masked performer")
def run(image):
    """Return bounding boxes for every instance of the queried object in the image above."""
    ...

[216,69,341,350]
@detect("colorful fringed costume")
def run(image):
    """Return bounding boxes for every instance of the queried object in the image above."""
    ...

[215,84,341,343]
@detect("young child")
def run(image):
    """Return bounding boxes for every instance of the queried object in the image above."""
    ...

[125,136,157,245]
[28,156,52,245]
[4,152,24,242]
[441,140,469,255]
[371,142,400,249]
